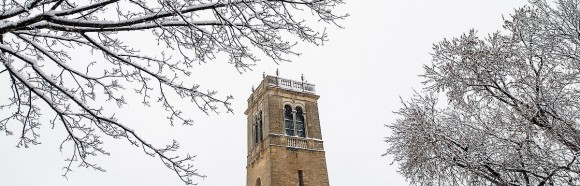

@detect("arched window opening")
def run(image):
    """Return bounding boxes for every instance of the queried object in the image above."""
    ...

[256,177,261,186]
[284,105,294,136]
[258,110,263,141]
[295,106,306,137]
[253,115,259,145]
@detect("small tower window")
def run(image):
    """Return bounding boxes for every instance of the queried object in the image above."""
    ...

[253,115,259,144]
[298,170,304,186]
[258,110,263,141]
[295,106,306,137]
[284,105,294,136]
[254,110,264,145]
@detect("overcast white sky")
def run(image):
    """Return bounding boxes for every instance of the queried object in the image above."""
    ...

[0,0,529,185]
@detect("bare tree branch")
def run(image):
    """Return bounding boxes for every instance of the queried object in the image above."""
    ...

[0,0,345,184]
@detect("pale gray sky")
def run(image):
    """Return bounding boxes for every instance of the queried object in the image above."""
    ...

[0,1,528,185]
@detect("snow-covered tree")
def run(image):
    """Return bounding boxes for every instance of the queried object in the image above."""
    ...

[385,1,580,185]
[0,0,344,184]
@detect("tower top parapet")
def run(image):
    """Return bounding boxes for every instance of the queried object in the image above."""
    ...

[247,74,316,106]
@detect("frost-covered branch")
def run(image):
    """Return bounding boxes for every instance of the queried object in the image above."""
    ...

[0,0,345,184]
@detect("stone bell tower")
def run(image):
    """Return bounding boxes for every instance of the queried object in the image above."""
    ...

[245,74,329,186]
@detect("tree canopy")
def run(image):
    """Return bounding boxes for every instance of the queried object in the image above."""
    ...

[0,0,344,184]
[386,1,580,185]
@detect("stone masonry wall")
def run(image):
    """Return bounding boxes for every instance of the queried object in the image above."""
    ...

[247,78,328,186]
[270,146,330,186]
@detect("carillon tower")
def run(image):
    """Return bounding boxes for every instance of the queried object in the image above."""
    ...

[245,74,329,186]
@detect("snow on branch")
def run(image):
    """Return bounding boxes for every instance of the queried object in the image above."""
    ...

[0,0,345,184]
